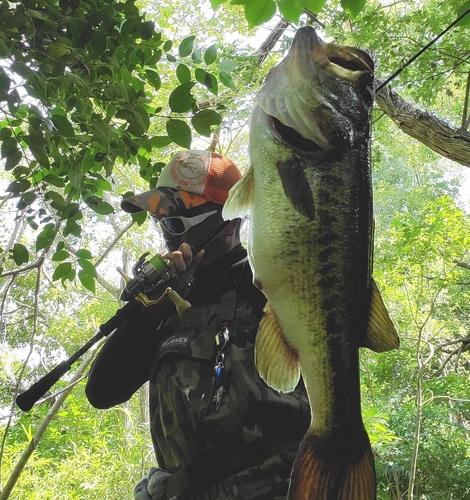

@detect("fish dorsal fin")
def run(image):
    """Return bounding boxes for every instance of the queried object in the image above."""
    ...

[222,164,255,220]
[362,278,400,352]
[277,159,315,220]
[254,302,300,392]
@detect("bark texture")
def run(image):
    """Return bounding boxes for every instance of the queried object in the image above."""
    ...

[375,82,470,167]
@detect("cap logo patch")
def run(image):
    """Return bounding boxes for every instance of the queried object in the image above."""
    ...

[170,151,210,192]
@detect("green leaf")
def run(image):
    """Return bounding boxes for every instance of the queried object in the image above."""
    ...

[145,69,161,90]
[457,2,470,26]
[1,136,17,159]
[52,249,70,261]
[0,67,11,92]
[51,115,75,137]
[231,0,276,28]
[178,35,196,58]
[17,192,37,209]
[36,224,56,251]
[78,270,96,293]
[219,60,236,72]
[210,0,228,8]
[84,196,115,215]
[176,64,192,84]
[12,243,29,265]
[204,44,217,65]
[75,248,93,259]
[26,141,50,167]
[195,69,218,95]
[42,174,65,188]
[45,191,66,206]
[64,218,82,238]
[52,262,73,281]
[341,0,367,18]
[78,258,97,278]
[0,127,12,140]
[68,164,82,189]
[6,179,31,194]
[279,0,304,23]
[127,120,146,137]
[131,210,148,226]
[301,0,327,13]
[191,48,203,64]
[150,136,173,148]
[5,151,22,171]
[191,109,222,136]
[169,82,196,113]
[166,119,192,149]
[219,71,236,90]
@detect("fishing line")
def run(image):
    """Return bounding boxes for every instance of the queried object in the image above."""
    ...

[376,6,470,92]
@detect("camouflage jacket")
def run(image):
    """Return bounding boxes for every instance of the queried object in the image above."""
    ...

[86,246,310,499]
[140,249,310,499]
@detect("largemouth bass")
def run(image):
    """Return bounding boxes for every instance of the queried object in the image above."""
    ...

[224,26,399,499]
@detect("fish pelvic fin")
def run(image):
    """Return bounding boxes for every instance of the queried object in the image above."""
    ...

[288,431,376,500]
[222,164,254,220]
[362,278,400,353]
[254,302,300,392]
[277,159,315,220]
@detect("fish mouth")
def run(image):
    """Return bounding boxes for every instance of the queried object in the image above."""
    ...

[270,116,322,153]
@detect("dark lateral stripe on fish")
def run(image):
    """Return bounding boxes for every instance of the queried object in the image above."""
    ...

[277,159,316,220]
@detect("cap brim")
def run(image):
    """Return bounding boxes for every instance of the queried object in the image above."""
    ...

[121,187,211,216]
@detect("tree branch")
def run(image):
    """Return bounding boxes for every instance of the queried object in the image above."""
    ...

[375,81,470,167]
[254,19,290,66]
[462,69,470,130]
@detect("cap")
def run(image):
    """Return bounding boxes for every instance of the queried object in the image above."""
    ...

[121,150,242,216]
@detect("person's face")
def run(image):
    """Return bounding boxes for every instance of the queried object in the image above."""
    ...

[153,202,224,253]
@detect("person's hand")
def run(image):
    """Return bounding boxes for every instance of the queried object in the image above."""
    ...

[134,467,172,500]
[139,243,204,318]
[162,243,204,297]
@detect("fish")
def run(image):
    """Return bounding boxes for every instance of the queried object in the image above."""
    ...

[223,26,399,499]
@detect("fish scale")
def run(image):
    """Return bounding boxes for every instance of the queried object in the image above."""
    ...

[224,26,399,499]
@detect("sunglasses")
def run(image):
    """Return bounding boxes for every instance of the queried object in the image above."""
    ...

[153,210,218,235]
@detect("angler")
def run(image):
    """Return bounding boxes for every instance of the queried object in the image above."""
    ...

[85,150,311,499]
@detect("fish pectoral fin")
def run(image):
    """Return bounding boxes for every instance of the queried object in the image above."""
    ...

[277,159,315,220]
[254,302,300,393]
[362,278,400,352]
[288,430,376,500]
[222,164,254,220]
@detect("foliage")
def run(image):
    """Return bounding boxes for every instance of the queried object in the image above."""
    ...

[2,385,152,499]
[0,0,247,285]
[211,0,369,27]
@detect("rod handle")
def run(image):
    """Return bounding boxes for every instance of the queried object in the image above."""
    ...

[16,360,70,412]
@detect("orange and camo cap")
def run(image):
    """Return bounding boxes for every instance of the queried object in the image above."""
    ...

[121,150,242,217]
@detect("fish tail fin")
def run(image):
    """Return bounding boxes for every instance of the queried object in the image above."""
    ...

[289,431,376,500]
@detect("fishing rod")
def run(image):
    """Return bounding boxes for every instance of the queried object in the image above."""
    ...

[15,220,232,412]
[376,6,470,93]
